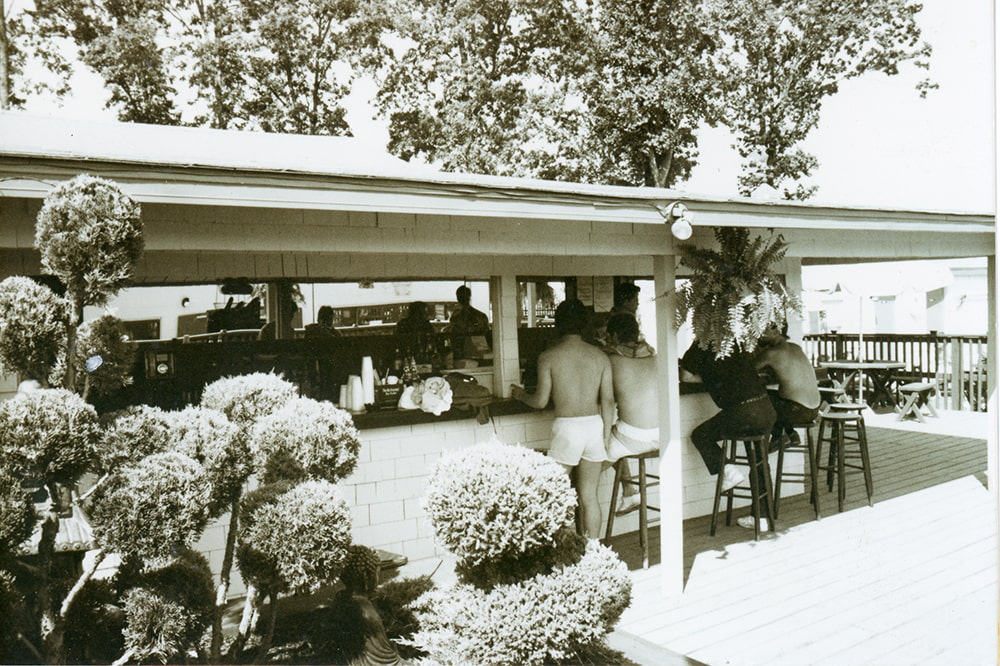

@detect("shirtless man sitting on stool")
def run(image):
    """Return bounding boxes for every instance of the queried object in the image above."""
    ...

[511,299,615,540]
[603,313,660,516]
[755,322,822,448]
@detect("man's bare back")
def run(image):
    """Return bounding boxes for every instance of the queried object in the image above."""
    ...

[756,340,821,409]
[608,353,658,429]
[538,336,613,417]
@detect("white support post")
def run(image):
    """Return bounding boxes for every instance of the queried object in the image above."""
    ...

[491,275,520,397]
[986,255,996,495]
[654,254,683,596]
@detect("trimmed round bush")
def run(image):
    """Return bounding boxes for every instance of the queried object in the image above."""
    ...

[121,547,214,664]
[237,479,352,595]
[168,405,247,515]
[250,397,361,484]
[0,276,66,382]
[35,174,143,307]
[424,441,575,567]
[68,314,137,397]
[89,452,211,560]
[0,467,35,555]
[410,541,632,666]
[0,387,100,485]
[95,404,173,473]
[200,372,298,426]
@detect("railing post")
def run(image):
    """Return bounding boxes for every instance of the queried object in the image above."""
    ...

[950,338,963,410]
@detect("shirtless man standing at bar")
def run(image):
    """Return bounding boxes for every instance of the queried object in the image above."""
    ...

[603,313,660,515]
[511,298,615,540]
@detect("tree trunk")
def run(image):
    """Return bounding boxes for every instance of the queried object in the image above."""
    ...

[0,0,10,109]
[38,484,65,664]
[210,497,241,662]
[65,299,83,390]
[228,582,260,660]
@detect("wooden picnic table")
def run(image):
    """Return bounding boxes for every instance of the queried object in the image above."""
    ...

[819,360,907,409]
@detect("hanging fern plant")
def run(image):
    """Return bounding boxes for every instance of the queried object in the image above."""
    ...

[675,227,801,358]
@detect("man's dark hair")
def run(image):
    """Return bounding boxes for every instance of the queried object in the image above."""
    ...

[317,305,334,326]
[456,285,472,304]
[606,313,639,344]
[555,299,589,336]
[614,282,640,307]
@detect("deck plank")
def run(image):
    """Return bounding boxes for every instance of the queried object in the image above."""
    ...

[609,415,996,666]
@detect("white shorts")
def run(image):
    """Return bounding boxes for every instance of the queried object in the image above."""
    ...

[548,415,606,466]
[606,421,659,463]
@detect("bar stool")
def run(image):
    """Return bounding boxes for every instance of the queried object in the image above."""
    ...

[816,410,874,513]
[604,450,660,569]
[772,417,820,520]
[710,432,775,541]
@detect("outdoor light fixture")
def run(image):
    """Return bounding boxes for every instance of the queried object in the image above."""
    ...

[659,201,694,240]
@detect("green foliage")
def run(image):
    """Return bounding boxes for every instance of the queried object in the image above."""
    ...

[410,540,632,666]
[35,174,143,312]
[95,404,174,474]
[456,525,586,591]
[0,387,100,485]
[237,479,352,596]
[0,467,35,556]
[89,452,211,560]
[0,569,31,663]
[0,276,67,383]
[71,315,138,399]
[424,440,576,568]
[62,578,126,664]
[168,405,247,515]
[376,0,590,177]
[121,548,215,664]
[370,574,435,656]
[200,371,298,426]
[575,0,722,187]
[676,227,800,357]
[711,0,933,198]
[250,396,361,484]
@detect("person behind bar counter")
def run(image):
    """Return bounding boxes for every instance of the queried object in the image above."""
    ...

[511,298,614,540]
[395,300,435,360]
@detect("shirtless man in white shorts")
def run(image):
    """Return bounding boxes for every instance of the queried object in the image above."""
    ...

[603,313,660,515]
[511,299,614,539]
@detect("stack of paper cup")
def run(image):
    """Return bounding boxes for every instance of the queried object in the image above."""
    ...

[361,356,376,405]
[338,384,349,409]
[348,374,365,413]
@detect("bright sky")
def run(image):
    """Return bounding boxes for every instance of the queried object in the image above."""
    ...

[24,0,996,214]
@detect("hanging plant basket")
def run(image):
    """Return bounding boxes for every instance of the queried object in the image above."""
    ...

[675,227,801,358]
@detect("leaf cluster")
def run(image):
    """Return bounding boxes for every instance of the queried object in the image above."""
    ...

[676,227,800,357]
[0,276,67,383]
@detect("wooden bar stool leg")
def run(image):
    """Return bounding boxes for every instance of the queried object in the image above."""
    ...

[836,424,847,513]
[710,443,727,536]
[774,441,786,519]
[806,427,821,520]
[758,437,776,531]
[604,460,624,541]
[638,458,649,569]
[858,419,874,506]
[723,439,736,527]
[745,440,761,541]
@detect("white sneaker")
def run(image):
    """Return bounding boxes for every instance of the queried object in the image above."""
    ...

[737,515,770,530]
[720,465,746,492]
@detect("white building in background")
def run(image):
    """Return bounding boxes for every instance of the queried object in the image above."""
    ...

[801,258,988,336]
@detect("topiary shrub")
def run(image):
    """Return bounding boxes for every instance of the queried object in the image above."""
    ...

[0,387,100,486]
[168,405,245,516]
[0,276,67,384]
[94,404,174,474]
[423,442,576,570]
[0,467,35,556]
[120,548,215,665]
[237,479,352,597]
[89,452,211,561]
[410,541,631,666]
[65,314,137,400]
[413,438,632,665]
[250,397,361,485]
[200,372,298,426]
[62,577,125,664]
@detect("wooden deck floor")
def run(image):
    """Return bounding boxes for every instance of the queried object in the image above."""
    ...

[607,413,996,665]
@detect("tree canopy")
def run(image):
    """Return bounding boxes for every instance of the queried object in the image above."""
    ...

[5,0,934,196]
